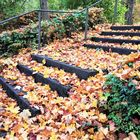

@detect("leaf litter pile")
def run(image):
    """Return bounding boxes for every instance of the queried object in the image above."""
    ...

[0,27,140,140]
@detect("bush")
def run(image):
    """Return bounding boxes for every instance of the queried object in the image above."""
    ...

[96,0,127,24]
[0,7,104,56]
[0,25,38,57]
[103,74,140,137]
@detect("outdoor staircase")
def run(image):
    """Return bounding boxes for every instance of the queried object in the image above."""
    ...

[84,25,140,55]
[0,25,140,119]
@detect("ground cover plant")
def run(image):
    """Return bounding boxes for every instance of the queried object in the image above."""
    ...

[103,74,140,137]
[102,56,140,139]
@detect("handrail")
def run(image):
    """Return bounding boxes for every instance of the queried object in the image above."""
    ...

[80,0,103,13]
[88,0,103,9]
[0,10,82,25]
[37,9,79,13]
[0,10,37,25]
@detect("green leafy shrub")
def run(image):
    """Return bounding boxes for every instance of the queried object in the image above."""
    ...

[41,17,66,42]
[62,12,85,37]
[0,7,104,57]
[0,25,38,57]
[96,0,127,24]
[103,74,140,136]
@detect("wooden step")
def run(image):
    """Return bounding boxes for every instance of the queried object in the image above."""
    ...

[111,25,140,30]
[83,44,137,55]
[0,77,40,117]
[101,31,140,37]
[17,64,70,97]
[92,37,140,44]
[31,54,99,80]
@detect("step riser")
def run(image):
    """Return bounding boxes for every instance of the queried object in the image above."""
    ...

[0,77,40,117]
[84,44,138,55]
[17,64,70,97]
[92,37,140,44]
[31,54,99,80]
[111,26,140,30]
[0,131,7,137]
[101,32,140,37]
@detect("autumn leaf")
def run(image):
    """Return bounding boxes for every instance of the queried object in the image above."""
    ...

[94,131,105,140]
[88,128,94,134]
[44,70,49,78]
[92,99,98,108]
[42,59,46,65]
[99,127,109,136]
[50,132,58,140]
[66,124,76,134]
[6,103,20,114]
[19,109,31,121]
[98,113,108,123]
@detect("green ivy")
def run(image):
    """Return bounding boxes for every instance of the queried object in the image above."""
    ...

[103,74,140,136]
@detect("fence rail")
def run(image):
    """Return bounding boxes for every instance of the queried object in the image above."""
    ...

[0,10,37,25]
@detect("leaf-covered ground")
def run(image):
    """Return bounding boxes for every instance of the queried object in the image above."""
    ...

[0,25,140,139]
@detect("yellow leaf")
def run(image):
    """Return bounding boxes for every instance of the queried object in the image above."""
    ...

[50,132,58,140]
[44,85,51,90]
[7,75,18,81]
[24,92,39,101]
[32,67,40,72]
[98,113,108,123]
[6,103,20,114]
[94,131,105,140]
[42,59,46,65]
[4,124,9,131]
[44,70,49,78]
[9,131,15,138]
[92,99,98,108]
[89,134,94,139]
[59,124,66,131]
[23,122,29,129]
[88,111,95,116]
[88,128,94,134]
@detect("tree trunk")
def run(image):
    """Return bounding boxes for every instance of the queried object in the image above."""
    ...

[125,0,135,24]
[40,0,49,20]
